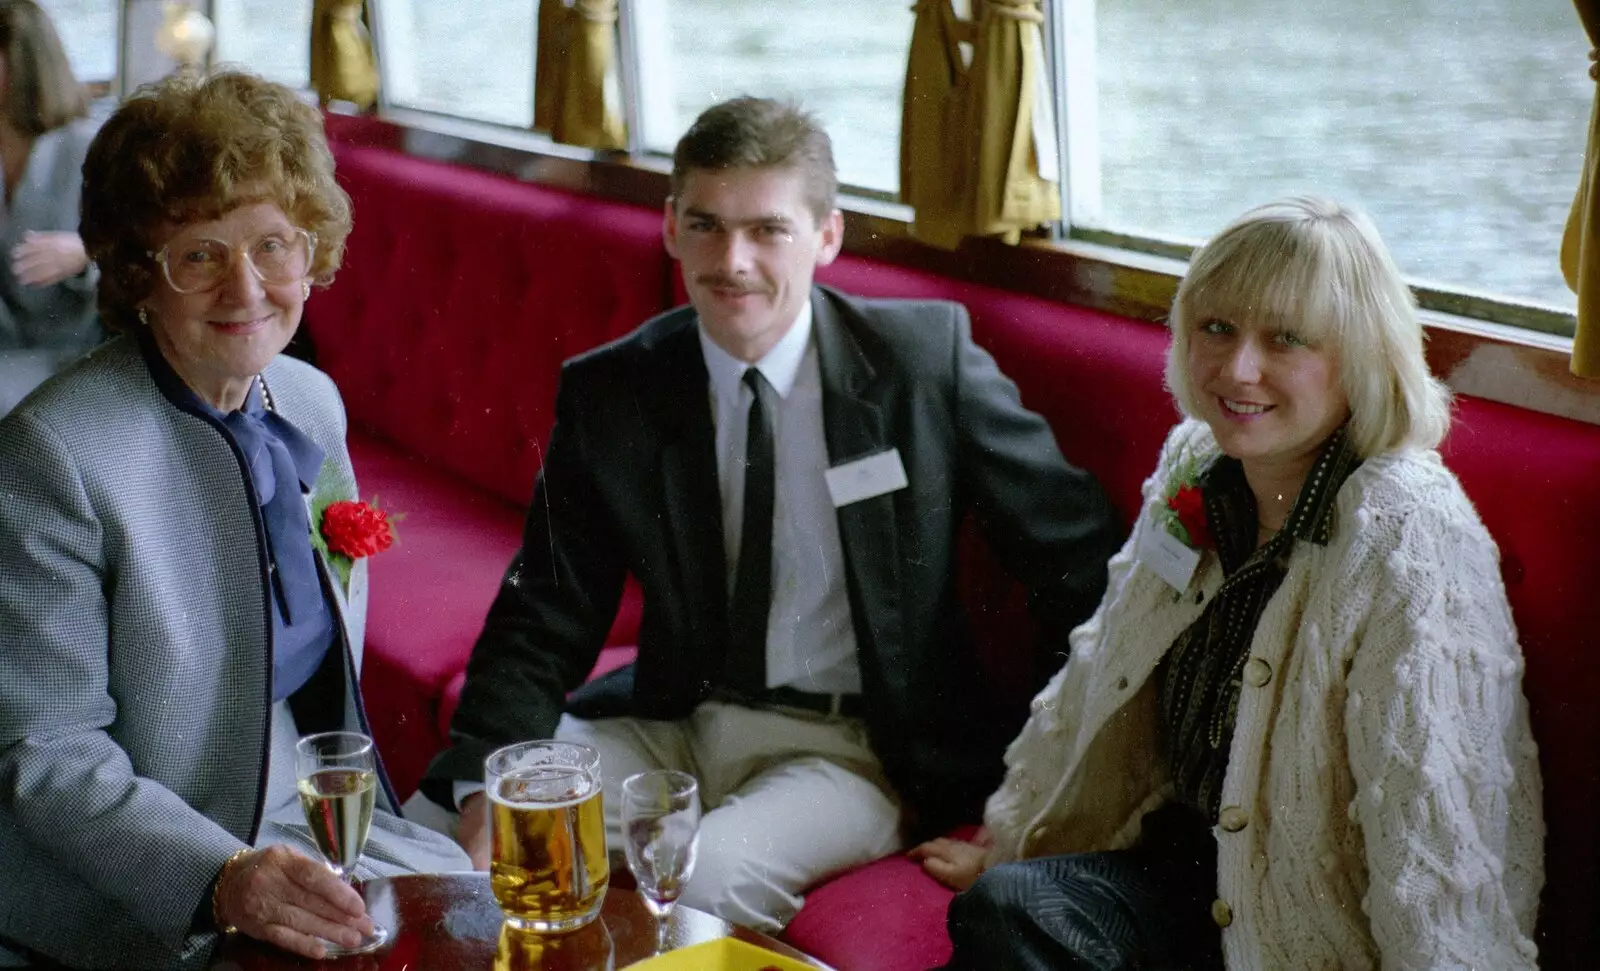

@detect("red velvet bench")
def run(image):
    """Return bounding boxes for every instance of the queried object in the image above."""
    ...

[306,137,1600,971]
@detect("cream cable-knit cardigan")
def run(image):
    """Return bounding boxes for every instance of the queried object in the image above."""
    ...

[983,419,1543,970]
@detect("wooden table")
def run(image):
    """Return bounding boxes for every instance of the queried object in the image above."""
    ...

[209,873,832,970]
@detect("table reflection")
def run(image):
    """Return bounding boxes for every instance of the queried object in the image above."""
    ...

[496,921,614,971]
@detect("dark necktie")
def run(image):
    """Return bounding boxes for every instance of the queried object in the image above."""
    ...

[727,367,775,694]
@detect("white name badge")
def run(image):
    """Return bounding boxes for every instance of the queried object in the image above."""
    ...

[825,449,910,508]
[1136,523,1201,593]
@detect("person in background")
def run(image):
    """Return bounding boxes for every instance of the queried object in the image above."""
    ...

[913,196,1544,970]
[0,0,104,416]
[0,71,468,971]
[415,96,1123,934]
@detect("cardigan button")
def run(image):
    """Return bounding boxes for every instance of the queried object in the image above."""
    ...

[1242,658,1272,688]
[1114,676,1129,691]
[1211,899,1233,928]
[1218,806,1248,833]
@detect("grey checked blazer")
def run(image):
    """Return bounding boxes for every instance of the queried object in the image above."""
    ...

[0,337,372,969]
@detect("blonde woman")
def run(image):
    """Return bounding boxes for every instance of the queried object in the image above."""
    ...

[913,197,1543,970]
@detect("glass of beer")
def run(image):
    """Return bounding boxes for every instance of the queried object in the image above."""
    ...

[295,730,388,955]
[485,740,608,933]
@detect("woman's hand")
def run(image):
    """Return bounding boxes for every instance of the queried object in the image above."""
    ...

[213,845,374,960]
[10,231,88,287]
[458,791,492,870]
[909,829,992,892]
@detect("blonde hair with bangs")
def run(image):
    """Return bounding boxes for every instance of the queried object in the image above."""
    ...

[1165,196,1451,457]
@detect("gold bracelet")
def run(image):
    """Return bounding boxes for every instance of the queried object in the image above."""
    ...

[211,847,251,936]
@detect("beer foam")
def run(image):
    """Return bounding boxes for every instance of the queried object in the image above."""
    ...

[490,766,597,808]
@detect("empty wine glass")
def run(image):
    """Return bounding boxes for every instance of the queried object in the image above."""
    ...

[295,730,389,956]
[620,770,701,953]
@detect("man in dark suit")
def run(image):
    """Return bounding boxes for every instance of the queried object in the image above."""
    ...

[420,96,1120,932]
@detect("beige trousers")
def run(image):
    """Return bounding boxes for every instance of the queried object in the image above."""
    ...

[554,702,902,934]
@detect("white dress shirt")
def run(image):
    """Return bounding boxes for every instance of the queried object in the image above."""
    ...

[698,301,862,695]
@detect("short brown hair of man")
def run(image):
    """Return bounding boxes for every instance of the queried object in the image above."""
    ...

[670,96,838,224]
[0,0,87,135]
[80,71,353,332]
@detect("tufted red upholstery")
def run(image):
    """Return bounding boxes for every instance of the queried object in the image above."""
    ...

[310,144,671,507]
[313,134,1598,970]
[1439,397,1600,968]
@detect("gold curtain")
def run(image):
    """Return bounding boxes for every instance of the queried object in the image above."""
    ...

[901,0,972,249]
[533,0,625,150]
[309,0,379,111]
[1563,0,1600,376]
[969,0,1060,242]
[899,0,1061,249]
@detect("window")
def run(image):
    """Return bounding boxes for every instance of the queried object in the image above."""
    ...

[212,0,314,89]
[633,0,912,194]
[377,0,535,127]
[1087,0,1588,312]
[38,0,117,82]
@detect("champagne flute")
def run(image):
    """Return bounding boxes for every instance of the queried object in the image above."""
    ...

[295,730,389,956]
[620,770,701,954]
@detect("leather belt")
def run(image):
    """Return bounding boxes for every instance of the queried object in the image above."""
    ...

[712,685,865,719]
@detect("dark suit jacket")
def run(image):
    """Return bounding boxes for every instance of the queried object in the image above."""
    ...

[424,286,1120,835]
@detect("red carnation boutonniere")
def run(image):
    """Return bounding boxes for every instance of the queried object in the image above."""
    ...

[310,496,401,591]
[1158,457,1213,551]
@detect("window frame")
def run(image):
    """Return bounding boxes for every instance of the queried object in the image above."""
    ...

[358,0,1583,346]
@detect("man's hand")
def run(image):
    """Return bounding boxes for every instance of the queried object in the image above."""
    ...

[908,832,990,892]
[458,791,491,870]
[214,845,374,960]
[10,231,88,287]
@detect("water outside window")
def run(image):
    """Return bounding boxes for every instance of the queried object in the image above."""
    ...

[1096,0,1588,312]
[212,0,314,90]
[378,0,536,128]
[639,0,910,196]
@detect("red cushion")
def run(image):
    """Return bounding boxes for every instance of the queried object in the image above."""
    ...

[1441,396,1600,967]
[308,144,671,508]
[350,432,525,798]
[781,854,956,970]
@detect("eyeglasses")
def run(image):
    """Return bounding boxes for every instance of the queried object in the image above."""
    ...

[150,227,317,295]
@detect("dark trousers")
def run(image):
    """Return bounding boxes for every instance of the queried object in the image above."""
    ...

[941,805,1224,971]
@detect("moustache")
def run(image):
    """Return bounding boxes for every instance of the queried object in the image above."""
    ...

[696,276,770,297]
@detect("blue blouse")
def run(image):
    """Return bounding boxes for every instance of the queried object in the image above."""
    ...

[139,338,336,701]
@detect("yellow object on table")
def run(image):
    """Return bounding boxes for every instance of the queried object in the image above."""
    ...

[629,937,817,971]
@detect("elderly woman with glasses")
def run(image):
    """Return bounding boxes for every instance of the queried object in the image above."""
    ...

[0,72,468,971]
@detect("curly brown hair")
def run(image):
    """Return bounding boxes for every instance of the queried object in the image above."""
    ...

[80,71,352,332]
